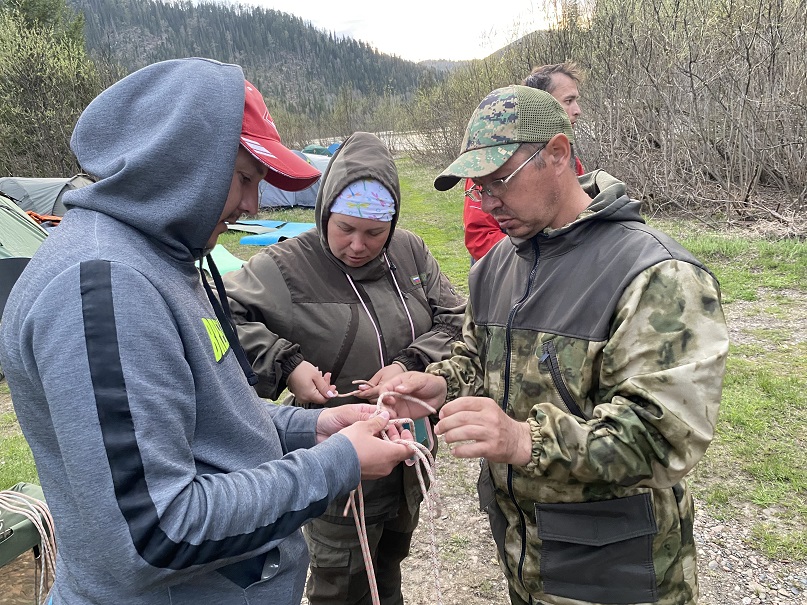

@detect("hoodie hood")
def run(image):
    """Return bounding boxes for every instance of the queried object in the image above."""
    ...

[314,132,401,279]
[578,169,641,219]
[63,58,245,261]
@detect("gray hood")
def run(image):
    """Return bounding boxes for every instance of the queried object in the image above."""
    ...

[63,58,245,261]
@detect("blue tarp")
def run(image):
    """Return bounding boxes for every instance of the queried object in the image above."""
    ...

[239,222,315,246]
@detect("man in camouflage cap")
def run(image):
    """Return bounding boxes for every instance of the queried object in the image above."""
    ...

[381,85,729,605]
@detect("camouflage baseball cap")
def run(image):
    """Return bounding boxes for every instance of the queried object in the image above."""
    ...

[434,85,575,191]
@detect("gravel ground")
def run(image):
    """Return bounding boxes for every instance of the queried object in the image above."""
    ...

[395,451,807,605]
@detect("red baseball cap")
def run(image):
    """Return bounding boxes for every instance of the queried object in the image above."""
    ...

[240,80,321,191]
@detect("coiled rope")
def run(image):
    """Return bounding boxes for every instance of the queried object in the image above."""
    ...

[0,489,56,605]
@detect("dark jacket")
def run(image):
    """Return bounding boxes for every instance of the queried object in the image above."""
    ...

[429,170,729,605]
[226,132,466,523]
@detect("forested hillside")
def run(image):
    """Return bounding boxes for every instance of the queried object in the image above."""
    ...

[68,0,442,118]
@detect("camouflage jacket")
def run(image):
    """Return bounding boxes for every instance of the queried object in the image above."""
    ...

[428,170,729,605]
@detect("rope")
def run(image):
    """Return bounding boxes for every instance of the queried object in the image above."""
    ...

[342,391,443,605]
[0,490,56,605]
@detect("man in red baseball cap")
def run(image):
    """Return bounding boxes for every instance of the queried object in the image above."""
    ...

[208,78,321,249]
[0,57,414,605]
[241,79,320,190]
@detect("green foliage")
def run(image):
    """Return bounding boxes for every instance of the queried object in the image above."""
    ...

[2,0,85,43]
[0,8,102,176]
[395,158,468,294]
[0,423,38,489]
[648,221,807,302]
[68,0,443,145]
[751,524,807,561]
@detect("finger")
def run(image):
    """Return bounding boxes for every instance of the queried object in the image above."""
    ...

[351,403,377,417]
[447,440,486,460]
[383,423,401,441]
[387,440,415,463]
[307,389,329,405]
[439,397,486,418]
[439,423,492,445]
[365,410,390,435]
[322,372,337,398]
[310,374,333,398]
[358,384,380,400]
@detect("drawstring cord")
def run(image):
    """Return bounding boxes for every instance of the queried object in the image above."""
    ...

[344,252,416,368]
[345,273,385,368]
[383,253,416,343]
[199,255,258,386]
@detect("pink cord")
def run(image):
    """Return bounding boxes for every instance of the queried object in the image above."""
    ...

[343,391,443,605]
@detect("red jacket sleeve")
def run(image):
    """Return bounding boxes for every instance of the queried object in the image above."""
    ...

[463,178,505,261]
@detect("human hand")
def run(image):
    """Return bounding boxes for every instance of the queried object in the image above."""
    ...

[376,371,447,420]
[435,397,532,465]
[315,403,378,443]
[353,363,406,403]
[287,361,336,406]
[339,411,414,480]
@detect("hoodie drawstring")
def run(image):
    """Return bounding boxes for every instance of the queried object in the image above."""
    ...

[344,254,415,368]
[200,255,259,386]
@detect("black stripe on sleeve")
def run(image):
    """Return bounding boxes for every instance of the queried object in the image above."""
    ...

[79,259,327,569]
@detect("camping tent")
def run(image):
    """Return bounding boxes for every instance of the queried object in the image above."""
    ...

[0,174,93,217]
[259,151,331,209]
[0,194,47,259]
[327,142,342,155]
[301,144,331,157]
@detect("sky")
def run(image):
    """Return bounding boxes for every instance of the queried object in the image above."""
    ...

[238,1,548,63]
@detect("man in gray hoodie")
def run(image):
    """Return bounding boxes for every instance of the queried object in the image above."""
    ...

[0,57,413,605]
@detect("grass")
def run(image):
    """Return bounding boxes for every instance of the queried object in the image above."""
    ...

[0,380,37,488]
[1,158,805,561]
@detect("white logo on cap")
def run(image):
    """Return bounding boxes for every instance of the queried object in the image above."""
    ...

[242,137,277,159]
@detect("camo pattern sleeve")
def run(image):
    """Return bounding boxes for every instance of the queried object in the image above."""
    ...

[525,259,728,488]
[426,302,485,402]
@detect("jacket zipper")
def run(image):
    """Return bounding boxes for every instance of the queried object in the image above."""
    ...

[540,341,585,419]
[502,238,541,585]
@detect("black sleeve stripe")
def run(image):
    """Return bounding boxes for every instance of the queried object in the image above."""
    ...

[79,259,328,569]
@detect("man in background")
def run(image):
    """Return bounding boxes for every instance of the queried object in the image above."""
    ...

[463,61,584,262]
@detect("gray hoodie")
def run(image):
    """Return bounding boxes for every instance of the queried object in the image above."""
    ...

[0,58,359,604]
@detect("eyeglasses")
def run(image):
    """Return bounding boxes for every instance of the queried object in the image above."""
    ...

[464,146,544,203]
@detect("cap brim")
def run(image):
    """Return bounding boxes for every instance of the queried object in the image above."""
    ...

[433,143,520,191]
[241,136,321,192]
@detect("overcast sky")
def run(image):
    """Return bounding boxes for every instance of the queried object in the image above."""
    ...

[235,1,547,62]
